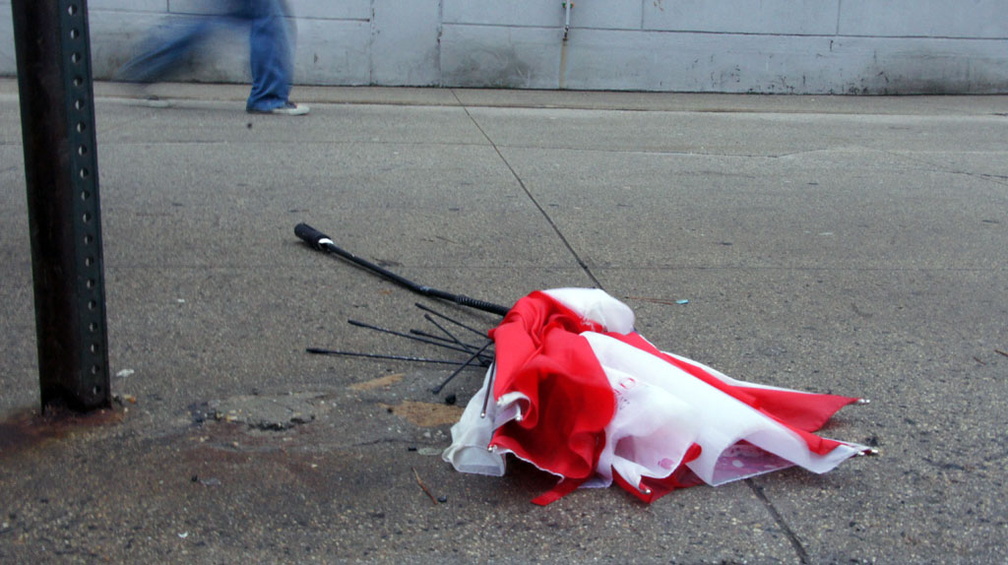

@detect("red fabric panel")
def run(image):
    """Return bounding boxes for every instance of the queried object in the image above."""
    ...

[531,477,587,506]
[488,292,616,481]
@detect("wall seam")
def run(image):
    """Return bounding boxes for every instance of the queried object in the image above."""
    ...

[437,0,444,87]
[835,0,842,36]
[367,0,375,85]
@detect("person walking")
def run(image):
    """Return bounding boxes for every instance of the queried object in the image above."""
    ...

[117,0,308,115]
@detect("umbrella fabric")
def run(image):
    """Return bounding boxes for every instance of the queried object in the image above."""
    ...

[443,288,869,504]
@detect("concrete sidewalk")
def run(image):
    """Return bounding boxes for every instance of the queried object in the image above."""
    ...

[1,79,1006,563]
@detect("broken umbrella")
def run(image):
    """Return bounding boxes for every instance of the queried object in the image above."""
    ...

[296,223,875,505]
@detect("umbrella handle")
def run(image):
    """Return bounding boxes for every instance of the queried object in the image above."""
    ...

[295,223,510,316]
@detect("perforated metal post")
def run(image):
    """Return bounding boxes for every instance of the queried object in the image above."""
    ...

[11,0,111,411]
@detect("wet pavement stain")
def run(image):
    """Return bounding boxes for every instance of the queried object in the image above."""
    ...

[382,401,463,427]
[350,373,405,391]
[0,404,124,458]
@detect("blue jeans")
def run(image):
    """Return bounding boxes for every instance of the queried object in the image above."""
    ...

[117,0,295,111]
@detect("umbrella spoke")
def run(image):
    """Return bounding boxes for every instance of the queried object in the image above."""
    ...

[431,340,494,394]
[417,313,489,354]
[480,362,497,419]
[421,313,460,341]
[414,303,489,339]
[348,318,489,360]
[305,348,485,366]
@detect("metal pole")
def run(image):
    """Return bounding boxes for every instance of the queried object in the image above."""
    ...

[11,0,111,411]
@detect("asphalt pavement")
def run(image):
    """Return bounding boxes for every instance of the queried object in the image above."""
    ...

[0,78,1006,564]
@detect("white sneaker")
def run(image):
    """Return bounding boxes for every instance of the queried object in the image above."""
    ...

[250,102,310,116]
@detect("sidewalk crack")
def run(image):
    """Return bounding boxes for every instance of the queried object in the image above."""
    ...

[747,479,811,564]
[450,90,603,289]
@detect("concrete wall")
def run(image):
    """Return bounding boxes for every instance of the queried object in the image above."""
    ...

[2,0,1007,93]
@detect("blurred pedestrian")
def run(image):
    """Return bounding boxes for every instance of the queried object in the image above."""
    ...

[117,0,308,115]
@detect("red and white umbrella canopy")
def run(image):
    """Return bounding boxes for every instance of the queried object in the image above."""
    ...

[443,288,871,504]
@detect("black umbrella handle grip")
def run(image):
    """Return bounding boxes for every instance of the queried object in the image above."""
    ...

[295,222,332,250]
[296,223,411,288]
